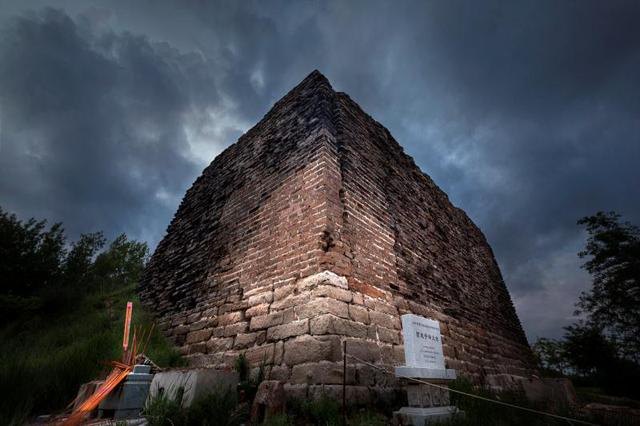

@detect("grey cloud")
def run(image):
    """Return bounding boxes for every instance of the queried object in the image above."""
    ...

[1,1,639,340]
[0,8,222,246]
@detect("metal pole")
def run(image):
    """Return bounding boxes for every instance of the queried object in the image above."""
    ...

[343,340,347,426]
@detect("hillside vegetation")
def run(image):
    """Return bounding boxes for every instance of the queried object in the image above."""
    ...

[0,207,182,425]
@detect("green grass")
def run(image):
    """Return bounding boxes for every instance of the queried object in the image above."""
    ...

[288,393,341,426]
[445,377,591,426]
[143,384,248,426]
[0,284,183,425]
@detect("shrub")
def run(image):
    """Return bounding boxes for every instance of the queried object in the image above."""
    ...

[447,377,582,426]
[348,411,387,426]
[261,413,292,426]
[188,386,248,426]
[143,385,248,426]
[143,386,187,426]
[288,393,341,426]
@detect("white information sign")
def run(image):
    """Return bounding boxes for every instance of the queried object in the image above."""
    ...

[401,314,445,370]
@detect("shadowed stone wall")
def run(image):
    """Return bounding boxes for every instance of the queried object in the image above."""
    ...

[139,71,535,401]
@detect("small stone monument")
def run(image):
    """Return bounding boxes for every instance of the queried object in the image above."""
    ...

[98,364,154,419]
[393,314,462,425]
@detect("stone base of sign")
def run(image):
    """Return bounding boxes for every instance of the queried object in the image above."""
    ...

[393,406,462,425]
[393,366,463,425]
[407,383,451,407]
[395,367,457,381]
[98,365,154,420]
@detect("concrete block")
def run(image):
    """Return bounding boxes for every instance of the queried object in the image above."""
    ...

[149,368,238,407]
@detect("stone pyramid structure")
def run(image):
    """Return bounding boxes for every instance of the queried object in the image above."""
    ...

[139,70,535,399]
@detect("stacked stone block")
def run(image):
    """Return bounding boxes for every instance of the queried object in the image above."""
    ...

[140,70,536,400]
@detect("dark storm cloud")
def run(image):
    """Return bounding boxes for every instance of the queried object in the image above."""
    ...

[0,8,221,245]
[1,0,639,340]
[328,0,640,338]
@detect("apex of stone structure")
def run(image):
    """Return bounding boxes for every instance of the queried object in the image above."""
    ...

[139,71,536,399]
[297,69,333,90]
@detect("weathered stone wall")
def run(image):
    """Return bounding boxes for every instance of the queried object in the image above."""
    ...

[328,91,534,384]
[139,71,535,401]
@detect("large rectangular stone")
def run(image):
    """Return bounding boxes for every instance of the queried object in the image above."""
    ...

[248,292,273,306]
[187,312,202,324]
[310,314,368,338]
[244,284,273,298]
[295,298,349,319]
[234,333,258,349]
[364,297,398,315]
[188,342,206,354]
[219,301,249,314]
[290,361,356,384]
[224,322,248,337]
[312,285,353,302]
[344,338,381,363]
[349,305,370,324]
[267,319,309,341]
[308,385,371,405]
[186,329,212,344]
[297,271,348,291]
[250,312,284,330]
[189,320,209,332]
[217,311,244,326]
[270,365,291,381]
[202,307,218,318]
[245,344,275,366]
[283,335,336,365]
[369,311,401,329]
[377,325,401,344]
[172,325,189,336]
[274,284,295,301]
[246,303,269,318]
[283,384,308,401]
[271,293,311,311]
[206,337,234,353]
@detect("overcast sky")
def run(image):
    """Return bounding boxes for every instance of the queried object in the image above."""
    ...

[1,0,639,341]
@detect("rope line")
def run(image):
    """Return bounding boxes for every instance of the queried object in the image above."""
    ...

[344,353,597,426]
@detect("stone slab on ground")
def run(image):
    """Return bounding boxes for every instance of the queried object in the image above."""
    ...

[149,368,238,407]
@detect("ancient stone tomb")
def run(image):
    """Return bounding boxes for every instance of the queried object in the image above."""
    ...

[139,70,535,400]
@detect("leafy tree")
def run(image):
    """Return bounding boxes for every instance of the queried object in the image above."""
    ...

[577,211,640,362]
[63,232,106,286]
[531,337,569,375]
[562,323,617,376]
[0,206,149,316]
[92,234,148,290]
[0,207,66,296]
